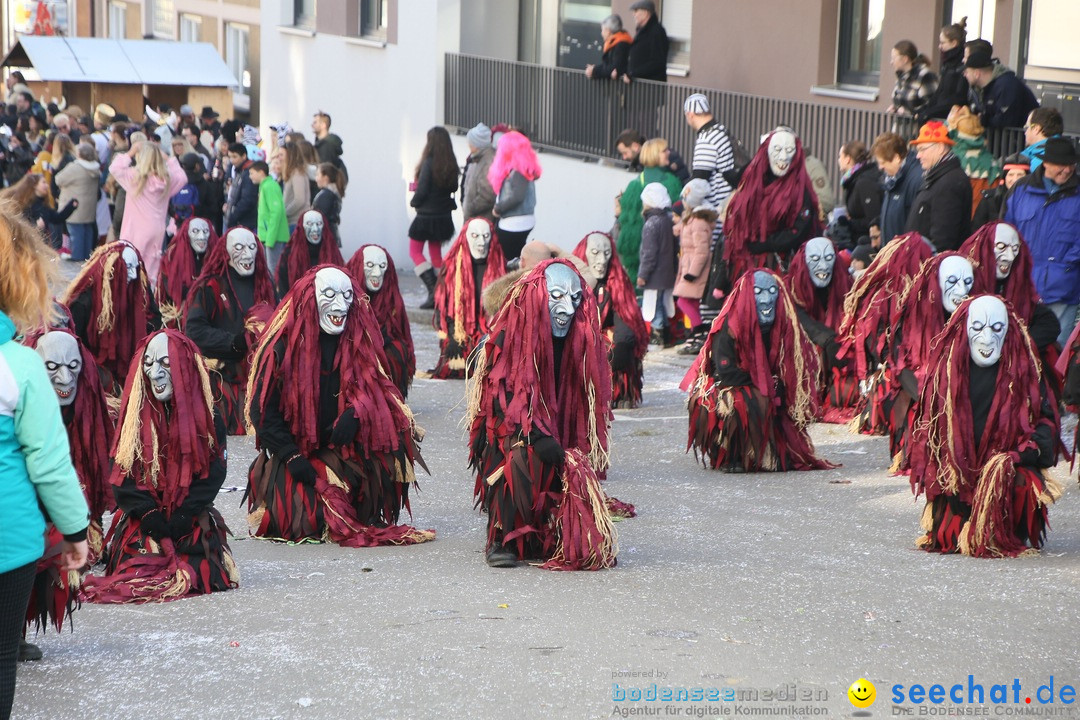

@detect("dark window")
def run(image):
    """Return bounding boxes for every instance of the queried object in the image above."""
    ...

[838,0,885,86]
[361,0,388,39]
[294,0,315,29]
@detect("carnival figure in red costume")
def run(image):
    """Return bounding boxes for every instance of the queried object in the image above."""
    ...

[347,244,415,397]
[837,232,933,435]
[431,217,506,379]
[467,259,617,570]
[784,236,856,423]
[911,295,1061,557]
[720,127,821,291]
[684,269,834,473]
[81,330,238,602]
[275,209,344,297]
[246,265,434,547]
[61,241,161,397]
[184,227,277,434]
[571,231,649,408]
[157,217,216,328]
[20,329,113,639]
[886,252,976,473]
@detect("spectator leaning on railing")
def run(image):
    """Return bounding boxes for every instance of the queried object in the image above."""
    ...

[585,14,631,81]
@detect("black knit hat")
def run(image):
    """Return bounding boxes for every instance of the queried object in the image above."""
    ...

[1042,137,1079,166]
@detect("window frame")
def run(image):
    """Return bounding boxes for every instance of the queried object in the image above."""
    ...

[294,0,316,29]
[225,22,251,112]
[147,0,176,40]
[360,0,388,41]
[179,13,201,43]
[837,0,884,88]
[108,1,127,40]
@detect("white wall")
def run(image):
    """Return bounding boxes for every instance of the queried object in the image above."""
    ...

[260,0,632,270]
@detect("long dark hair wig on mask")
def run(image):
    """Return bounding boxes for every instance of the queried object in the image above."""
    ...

[960,220,1038,322]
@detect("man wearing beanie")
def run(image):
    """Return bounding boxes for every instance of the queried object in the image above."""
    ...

[1004,136,1080,344]
[462,123,496,221]
[963,48,1039,130]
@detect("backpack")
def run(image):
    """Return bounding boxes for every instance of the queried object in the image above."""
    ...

[171,182,200,222]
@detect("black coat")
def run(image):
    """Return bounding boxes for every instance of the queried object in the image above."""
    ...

[971,183,1007,230]
[979,70,1040,130]
[592,36,630,79]
[917,45,969,123]
[841,163,883,240]
[410,158,458,216]
[627,15,668,82]
[904,153,971,252]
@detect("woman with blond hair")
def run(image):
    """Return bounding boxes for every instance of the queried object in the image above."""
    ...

[616,137,682,283]
[0,206,89,718]
[109,140,187,285]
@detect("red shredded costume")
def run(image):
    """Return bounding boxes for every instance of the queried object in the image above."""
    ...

[246,265,434,547]
[157,217,217,328]
[275,213,344,297]
[431,219,506,379]
[346,244,416,397]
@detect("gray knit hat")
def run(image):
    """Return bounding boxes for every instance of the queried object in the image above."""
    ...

[467,123,492,149]
[683,93,710,115]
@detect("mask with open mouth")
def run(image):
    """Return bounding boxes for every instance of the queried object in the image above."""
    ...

[361,245,388,293]
[804,236,835,289]
[314,267,354,335]
[544,263,583,338]
[585,232,612,279]
[938,255,974,314]
[188,218,211,254]
[121,244,140,283]
[767,129,797,178]
[966,295,1008,368]
[466,217,491,260]
[227,228,258,277]
[992,223,1021,280]
[35,331,81,406]
[142,332,173,402]
[302,210,324,246]
[753,270,779,326]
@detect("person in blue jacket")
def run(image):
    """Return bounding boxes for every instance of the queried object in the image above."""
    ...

[0,210,89,720]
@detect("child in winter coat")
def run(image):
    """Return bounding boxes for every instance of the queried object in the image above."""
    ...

[673,201,718,355]
[636,182,677,346]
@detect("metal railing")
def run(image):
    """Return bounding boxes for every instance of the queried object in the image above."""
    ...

[444,53,1027,187]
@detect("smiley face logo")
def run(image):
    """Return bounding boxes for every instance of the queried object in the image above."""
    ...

[848,678,876,708]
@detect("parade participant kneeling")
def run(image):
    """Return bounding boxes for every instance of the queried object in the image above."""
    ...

[684,270,834,473]
[347,244,415,397]
[911,295,1061,557]
[431,217,505,379]
[275,209,344,297]
[82,330,238,602]
[184,227,277,434]
[572,231,649,409]
[785,236,856,423]
[61,242,161,397]
[467,260,617,570]
[246,266,434,547]
[157,217,216,328]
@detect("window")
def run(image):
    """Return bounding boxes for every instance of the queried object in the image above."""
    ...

[148,0,175,39]
[1025,0,1080,72]
[226,23,251,111]
[663,0,693,71]
[294,0,315,29]
[108,2,126,39]
[179,14,201,43]
[360,0,387,40]
[943,0,995,47]
[837,0,885,86]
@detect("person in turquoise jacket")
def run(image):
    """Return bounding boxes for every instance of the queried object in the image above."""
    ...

[616,138,684,284]
[0,210,89,719]
[251,160,289,277]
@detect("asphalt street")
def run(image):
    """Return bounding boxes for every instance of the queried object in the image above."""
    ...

[14,269,1080,720]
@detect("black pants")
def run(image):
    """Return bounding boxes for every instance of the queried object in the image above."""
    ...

[0,562,36,720]
[496,227,531,263]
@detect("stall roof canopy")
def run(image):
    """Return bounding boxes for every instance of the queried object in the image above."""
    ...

[0,36,238,87]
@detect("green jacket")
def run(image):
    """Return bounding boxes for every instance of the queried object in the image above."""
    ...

[257,177,290,249]
[617,167,683,283]
[0,310,89,574]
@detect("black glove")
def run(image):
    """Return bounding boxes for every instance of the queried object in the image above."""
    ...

[139,510,168,540]
[683,274,697,282]
[167,511,193,541]
[533,436,565,467]
[230,332,247,355]
[1017,446,1040,466]
[330,408,359,447]
[824,337,848,369]
[287,455,318,486]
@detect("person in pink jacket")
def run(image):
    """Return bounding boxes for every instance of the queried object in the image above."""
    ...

[109,143,187,286]
[673,201,718,355]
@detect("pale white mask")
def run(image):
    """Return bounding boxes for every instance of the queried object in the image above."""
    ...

[361,246,388,293]
[188,218,211,254]
[121,245,139,283]
[585,233,612,279]
[466,218,491,260]
[805,237,835,289]
[544,263,583,338]
[967,295,1008,368]
[227,228,258,276]
[314,267,353,335]
[993,224,1021,280]
[142,333,173,402]
[767,130,797,178]
[36,331,81,406]
[937,256,975,314]
[302,210,324,245]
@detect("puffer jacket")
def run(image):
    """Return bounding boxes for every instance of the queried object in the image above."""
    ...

[673,211,715,299]
[1003,169,1080,305]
